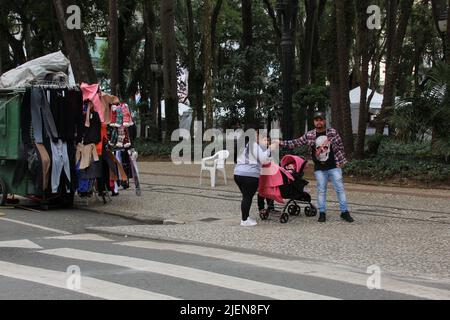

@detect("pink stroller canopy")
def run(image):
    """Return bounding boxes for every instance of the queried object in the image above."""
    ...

[281,155,307,173]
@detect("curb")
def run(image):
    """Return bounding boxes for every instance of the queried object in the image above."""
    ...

[73,205,165,225]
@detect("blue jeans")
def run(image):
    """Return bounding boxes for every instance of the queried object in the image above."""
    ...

[314,168,348,213]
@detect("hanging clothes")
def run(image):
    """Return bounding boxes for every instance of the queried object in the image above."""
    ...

[76,143,99,170]
[78,159,102,180]
[80,83,105,123]
[100,92,120,125]
[103,149,128,182]
[35,143,51,191]
[48,88,69,141]
[50,139,71,193]
[97,123,108,156]
[46,88,83,142]
[30,87,59,143]
[82,109,102,145]
[68,90,83,139]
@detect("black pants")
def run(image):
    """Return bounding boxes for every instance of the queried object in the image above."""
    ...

[257,196,274,211]
[234,175,259,221]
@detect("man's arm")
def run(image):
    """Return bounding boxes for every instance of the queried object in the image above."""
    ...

[332,131,348,167]
[281,134,308,149]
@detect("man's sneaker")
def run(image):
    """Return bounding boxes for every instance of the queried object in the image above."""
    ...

[340,211,354,223]
[318,212,326,223]
[240,219,257,227]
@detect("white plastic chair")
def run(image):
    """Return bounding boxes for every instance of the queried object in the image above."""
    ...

[200,150,230,187]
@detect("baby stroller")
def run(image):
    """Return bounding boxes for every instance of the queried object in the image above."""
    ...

[258,155,317,223]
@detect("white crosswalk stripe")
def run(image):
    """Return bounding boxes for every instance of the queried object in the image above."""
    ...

[0,260,178,300]
[0,239,42,249]
[45,234,113,241]
[39,248,339,300]
[0,217,71,235]
[116,240,450,300]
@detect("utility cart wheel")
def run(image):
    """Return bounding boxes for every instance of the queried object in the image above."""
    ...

[0,178,7,206]
[61,192,75,209]
[280,213,289,224]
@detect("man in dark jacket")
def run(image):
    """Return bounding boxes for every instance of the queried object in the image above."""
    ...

[280,111,354,223]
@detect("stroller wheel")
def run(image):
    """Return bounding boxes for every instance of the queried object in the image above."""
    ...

[305,206,317,217]
[280,213,289,223]
[259,209,269,220]
[287,204,301,216]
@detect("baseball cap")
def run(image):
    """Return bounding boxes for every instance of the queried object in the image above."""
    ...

[313,111,326,120]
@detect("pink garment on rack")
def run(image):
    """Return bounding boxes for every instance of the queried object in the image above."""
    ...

[80,83,105,123]
[258,162,294,204]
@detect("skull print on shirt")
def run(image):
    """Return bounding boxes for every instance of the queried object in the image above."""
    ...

[315,135,331,162]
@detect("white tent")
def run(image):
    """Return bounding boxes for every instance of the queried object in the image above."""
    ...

[349,86,384,111]
[158,100,192,131]
[159,100,191,118]
[349,86,387,134]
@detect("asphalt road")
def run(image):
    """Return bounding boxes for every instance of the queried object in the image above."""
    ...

[0,206,447,301]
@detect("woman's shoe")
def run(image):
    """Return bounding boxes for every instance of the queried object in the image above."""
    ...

[240,219,257,227]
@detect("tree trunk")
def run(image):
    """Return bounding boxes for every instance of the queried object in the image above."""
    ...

[447,0,450,63]
[376,0,414,134]
[279,0,298,140]
[242,0,256,125]
[263,0,281,47]
[355,0,370,159]
[160,0,179,138]
[118,9,134,97]
[109,0,119,95]
[311,0,326,83]
[52,0,97,84]
[301,0,318,87]
[334,0,354,156]
[186,0,203,124]
[325,4,343,134]
[142,0,158,136]
[0,41,3,75]
[329,76,343,133]
[4,31,27,67]
[307,0,327,130]
[431,0,448,59]
[203,0,213,129]
[211,0,224,81]
[297,0,319,135]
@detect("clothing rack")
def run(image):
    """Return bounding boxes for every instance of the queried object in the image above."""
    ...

[25,80,80,91]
